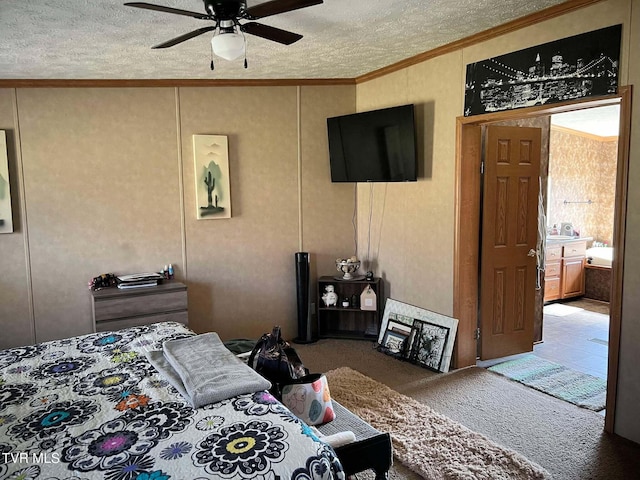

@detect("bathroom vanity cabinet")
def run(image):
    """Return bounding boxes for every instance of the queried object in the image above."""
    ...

[544,239,587,302]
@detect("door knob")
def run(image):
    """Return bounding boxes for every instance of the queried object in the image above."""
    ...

[528,249,536,257]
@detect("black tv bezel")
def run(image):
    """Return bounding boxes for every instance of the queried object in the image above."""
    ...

[327,104,418,183]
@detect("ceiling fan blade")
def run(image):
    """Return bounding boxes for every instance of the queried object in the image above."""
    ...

[241,22,302,45]
[152,26,217,49]
[124,2,210,20]
[245,0,323,19]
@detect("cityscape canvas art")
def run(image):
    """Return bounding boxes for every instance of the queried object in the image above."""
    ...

[464,24,621,116]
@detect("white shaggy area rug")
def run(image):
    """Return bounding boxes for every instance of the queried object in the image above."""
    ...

[325,367,551,480]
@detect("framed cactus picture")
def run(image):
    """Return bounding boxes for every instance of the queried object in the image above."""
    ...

[193,134,231,220]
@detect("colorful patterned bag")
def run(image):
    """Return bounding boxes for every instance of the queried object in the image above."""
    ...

[281,373,336,425]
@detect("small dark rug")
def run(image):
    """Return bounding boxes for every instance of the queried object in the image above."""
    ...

[488,354,606,411]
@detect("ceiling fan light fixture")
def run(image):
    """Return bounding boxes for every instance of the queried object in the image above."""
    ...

[211,30,245,61]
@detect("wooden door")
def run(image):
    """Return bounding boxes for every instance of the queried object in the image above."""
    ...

[479,125,541,360]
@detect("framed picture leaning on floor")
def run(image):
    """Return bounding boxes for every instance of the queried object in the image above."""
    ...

[377,298,458,372]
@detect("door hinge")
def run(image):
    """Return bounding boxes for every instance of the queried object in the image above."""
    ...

[474,327,481,340]
[480,160,485,174]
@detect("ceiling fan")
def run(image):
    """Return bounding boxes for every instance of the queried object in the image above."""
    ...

[124,0,323,68]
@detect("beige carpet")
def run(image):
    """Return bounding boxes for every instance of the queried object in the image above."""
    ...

[326,366,551,480]
[294,339,640,479]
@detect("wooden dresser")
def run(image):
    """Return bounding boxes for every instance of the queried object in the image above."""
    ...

[91,281,188,332]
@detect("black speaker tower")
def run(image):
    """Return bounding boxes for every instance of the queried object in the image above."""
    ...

[293,252,316,344]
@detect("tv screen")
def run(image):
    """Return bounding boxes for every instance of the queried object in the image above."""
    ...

[327,104,417,182]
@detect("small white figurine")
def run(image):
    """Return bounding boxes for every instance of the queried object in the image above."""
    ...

[322,285,338,307]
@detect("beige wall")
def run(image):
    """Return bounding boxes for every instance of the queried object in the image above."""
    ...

[0,85,356,347]
[179,86,300,339]
[356,52,462,315]
[16,88,185,342]
[0,90,33,347]
[355,0,639,443]
[300,87,359,306]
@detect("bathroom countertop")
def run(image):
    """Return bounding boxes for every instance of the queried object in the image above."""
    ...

[545,236,593,245]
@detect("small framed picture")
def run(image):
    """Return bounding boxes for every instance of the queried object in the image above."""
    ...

[387,319,412,336]
[378,298,459,372]
[406,318,451,372]
[381,329,409,355]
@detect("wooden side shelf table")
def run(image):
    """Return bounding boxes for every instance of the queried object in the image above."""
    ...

[317,276,384,340]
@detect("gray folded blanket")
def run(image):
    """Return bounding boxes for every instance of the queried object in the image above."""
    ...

[147,332,271,408]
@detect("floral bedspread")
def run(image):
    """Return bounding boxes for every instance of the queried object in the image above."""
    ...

[0,322,344,480]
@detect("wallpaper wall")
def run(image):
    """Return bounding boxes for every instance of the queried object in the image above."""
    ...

[0,85,357,348]
[548,127,618,245]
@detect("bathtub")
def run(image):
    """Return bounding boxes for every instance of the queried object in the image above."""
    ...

[585,246,613,302]
[586,246,614,268]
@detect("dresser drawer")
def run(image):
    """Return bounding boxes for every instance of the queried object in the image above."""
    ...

[544,277,561,301]
[563,241,587,258]
[545,261,561,278]
[96,311,189,332]
[546,245,562,261]
[94,290,187,322]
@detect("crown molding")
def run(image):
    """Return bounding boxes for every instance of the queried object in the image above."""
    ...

[551,124,618,142]
[355,0,604,84]
[0,78,356,88]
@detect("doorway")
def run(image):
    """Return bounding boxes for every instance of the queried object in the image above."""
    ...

[535,104,619,385]
[453,87,632,434]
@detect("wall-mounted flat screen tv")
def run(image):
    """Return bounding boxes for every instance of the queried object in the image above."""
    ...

[327,104,417,182]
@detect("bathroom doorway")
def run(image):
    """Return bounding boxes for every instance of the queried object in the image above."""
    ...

[454,86,631,433]
[536,104,619,389]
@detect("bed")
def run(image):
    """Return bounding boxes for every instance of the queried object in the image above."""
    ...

[0,322,345,480]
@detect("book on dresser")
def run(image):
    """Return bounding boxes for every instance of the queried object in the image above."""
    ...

[116,272,163,289]
[117,282,158,289]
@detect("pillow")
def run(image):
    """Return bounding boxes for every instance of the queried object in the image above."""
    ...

[281,374,336,425]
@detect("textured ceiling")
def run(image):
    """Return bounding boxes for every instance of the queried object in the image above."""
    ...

[551,105,620,137]
[0,0,571,80]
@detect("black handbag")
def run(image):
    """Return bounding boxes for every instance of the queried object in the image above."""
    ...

[248,326,308,397]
